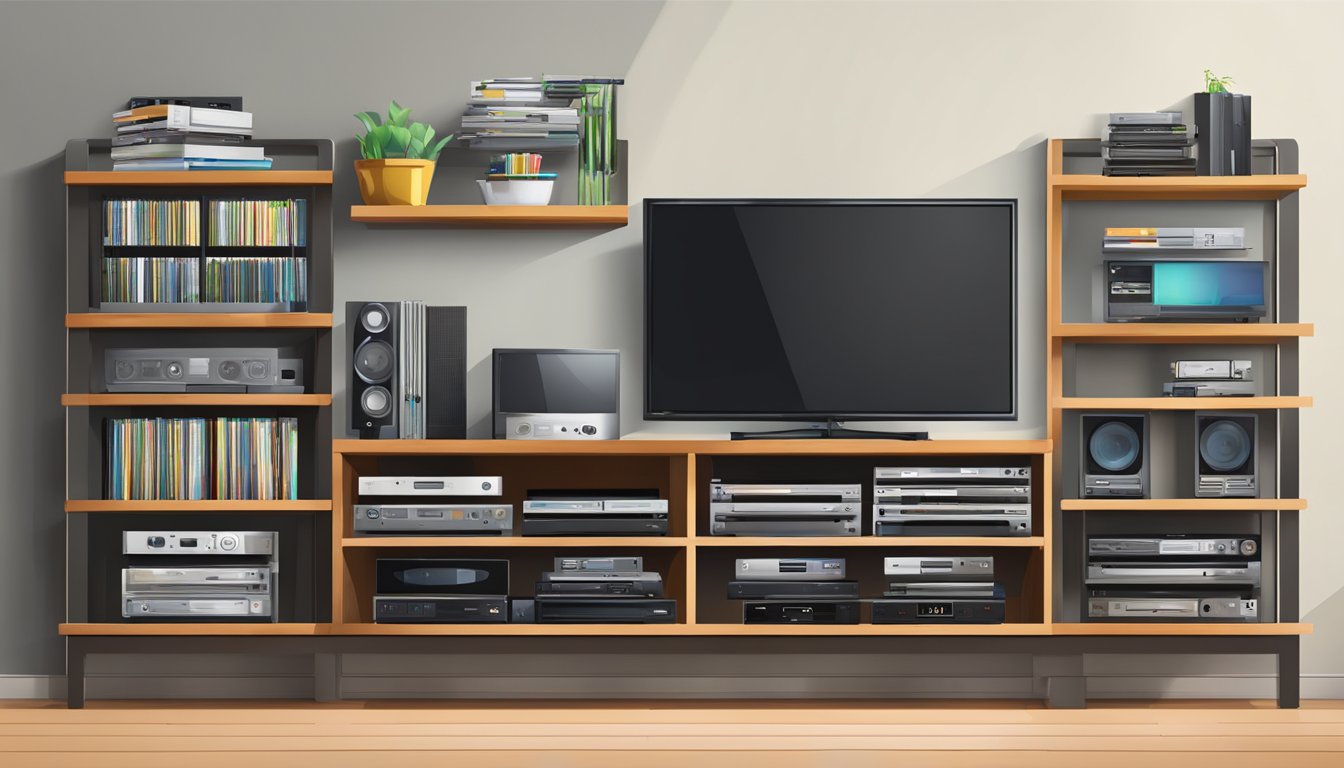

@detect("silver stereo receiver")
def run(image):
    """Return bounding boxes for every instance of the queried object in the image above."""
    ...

[873,467,1031,537]
[106,348,303,393]
[1089,537,1258,557]
[123,530,274,555]
[522,498,669,536]
[710,483,861,536]
[358,476,503,496]
[1085,534,1259,622]
[1086,561,1261,585]
[125,597,272,617]
[1087,593,1258,620]
[735,557,846,580]
[884,556,994,581]
[122,530,278,620]
[354,504,513,534]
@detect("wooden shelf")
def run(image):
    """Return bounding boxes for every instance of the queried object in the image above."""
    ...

[1061,498,1307,512]
[65,499,332,514]
[62,393,331,407]
[694,536,1046,548]
[326,623,1053,636]
[65,170,333,186]
[342,536,690,548]
[350,204,628,227]
[66,312,333,329]
[1055,396,1311,410]
[1052,323,1314,344]
[1051,623,1312,636]
[1050,173,1307,201]
[332,438,1053,457]
[60,623,324,636]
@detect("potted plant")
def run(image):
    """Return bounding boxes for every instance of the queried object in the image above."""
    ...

[353,101,453,206]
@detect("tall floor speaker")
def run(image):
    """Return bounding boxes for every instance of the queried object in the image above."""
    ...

[348,301,466,439]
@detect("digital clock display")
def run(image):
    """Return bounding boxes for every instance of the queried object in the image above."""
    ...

[917,602,955,617]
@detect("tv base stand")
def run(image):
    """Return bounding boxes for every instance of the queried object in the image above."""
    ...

[731,420,928,441]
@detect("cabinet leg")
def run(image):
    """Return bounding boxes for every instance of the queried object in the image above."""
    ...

[1034,653,1086,709]
[314,652,340,702]
[66,639,86,709]
[1277,640,1301,709]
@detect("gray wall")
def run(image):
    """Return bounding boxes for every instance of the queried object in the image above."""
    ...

[1,1,1339,697]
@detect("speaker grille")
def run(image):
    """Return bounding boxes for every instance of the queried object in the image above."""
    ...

[425,306,467,439]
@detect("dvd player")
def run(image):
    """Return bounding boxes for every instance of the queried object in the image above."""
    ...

[354,504,513,534]
[873,506,1032,537]
[872,597,1006,624]
[358,476,503,496]
[710,483,861,537]
[884,556,994,581]
[727,581,860,599]
[1088,537,1258,557]
[736,558,846,580]
[536,571,664,597]
[743,600,860,624]
[1085,561,1261,585]
[521,498,669,536]
[1087,591,1258,620]
[373,596,508,623]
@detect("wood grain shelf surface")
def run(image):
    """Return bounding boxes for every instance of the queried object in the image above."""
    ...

[332,438,1053,457]
[350,204,628,226]
[1049,173,1307,201]
[1052,322,1314,343]
[64,499,332,513]
[66,312,333,329]
[62,393,331,407]
[1061,498,1307,512]
[1055,396,1311,410]
[1051,623,1312,636]
[323,623,1054,637]
[65,170,333,186]
[342,536,691,548]
[60,623,325,636]
[695,536,1047,548]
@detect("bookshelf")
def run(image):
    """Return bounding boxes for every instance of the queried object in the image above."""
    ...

[62,138,335,638]
[1045,138,1310,701]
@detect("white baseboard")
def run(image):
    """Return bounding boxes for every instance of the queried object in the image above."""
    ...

[4,673,1341,701]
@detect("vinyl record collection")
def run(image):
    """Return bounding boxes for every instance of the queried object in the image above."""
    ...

[104,417,299,501]
[209,199,308,247]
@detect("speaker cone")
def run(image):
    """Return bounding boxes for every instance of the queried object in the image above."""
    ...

[360,303,391,334]
[354,339,395,384]
[218,360,241,381]
[1089,421,1140,472]
[1200,419,1252,472]
[246,361,269,380]
[361,386,392,418]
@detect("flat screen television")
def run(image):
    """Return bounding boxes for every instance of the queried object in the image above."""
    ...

[644,199,1017,422]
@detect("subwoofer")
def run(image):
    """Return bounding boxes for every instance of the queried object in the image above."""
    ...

[1081,413,1149,498]
[349,301,399,439]
[1196,412,1257,497]
[348,301,466,439]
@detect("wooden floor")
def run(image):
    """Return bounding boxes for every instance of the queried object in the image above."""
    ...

[2,699,1342,767]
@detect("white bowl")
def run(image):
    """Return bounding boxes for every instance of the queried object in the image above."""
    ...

[476,179,555,206]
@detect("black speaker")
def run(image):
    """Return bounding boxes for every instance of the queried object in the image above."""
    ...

[349,301,399,439]
[1196,412,1257,497]
[348,301,466,439]
[1081,413,1148,498]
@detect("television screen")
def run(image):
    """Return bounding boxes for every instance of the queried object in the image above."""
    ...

[644,199,1017,420]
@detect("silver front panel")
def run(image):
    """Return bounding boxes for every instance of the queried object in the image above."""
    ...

[884,583,999,597]
[122,531,275,556]
[524,499,669,513]
[736,558,846,580]
[124,597,272,618]
[1088,597,1257,619]
[1172,360,1253,380]
[503,412,619,440]
[1088,538,1258,557]
[354,504,513,533]
[556,556,643,572]
[884,556,995,579]
[874,467,1031,481]
[358,476,503,496]
[874,486,1029,504]
[711,484,862,502]
[541,571,661,583]
[1197,475,1258,497]
[123,567,271,589]
[1086,562,1261,584]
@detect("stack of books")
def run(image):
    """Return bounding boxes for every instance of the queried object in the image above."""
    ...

[1102,111,1196,176]
[460,77,580,150]
[111,101,268,170]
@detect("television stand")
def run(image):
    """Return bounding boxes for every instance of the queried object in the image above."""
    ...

[730,420,928,441]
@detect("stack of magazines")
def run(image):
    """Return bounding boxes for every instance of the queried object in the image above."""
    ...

[104,416,299,500]
[1102,112,1197,176]
[111,97,269,170]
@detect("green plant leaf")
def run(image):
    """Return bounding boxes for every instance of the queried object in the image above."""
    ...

[426,134,454,162]
[407,136,427,159]
[353,111,382,134]
[388,100,410,128]
[409,122,431,145]
[385,125,411,157]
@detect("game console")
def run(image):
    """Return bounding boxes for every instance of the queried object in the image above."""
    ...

[710,483,861,536]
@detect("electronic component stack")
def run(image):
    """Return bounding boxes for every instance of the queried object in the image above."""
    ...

[1102,111,1196,176]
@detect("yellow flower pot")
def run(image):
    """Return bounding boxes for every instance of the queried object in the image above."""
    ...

[354,158,436,206]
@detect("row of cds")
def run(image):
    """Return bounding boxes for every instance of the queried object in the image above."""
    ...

[104,417,299,501]
[104,199,201,246]
[102,199,307,247]
[102,257,307,305]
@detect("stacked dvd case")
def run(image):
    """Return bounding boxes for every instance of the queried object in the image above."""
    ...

[104,416,299,500]
[1103,112,1197,176]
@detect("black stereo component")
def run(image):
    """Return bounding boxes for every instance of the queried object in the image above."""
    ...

[535,578,664,598]
[533,597,677,624]
[1196,413,1257,497]
[727,581,860,599]
[375,559,509,597]
[871,598,1006,624]
[373,596,508,624]
[1105,260,1267,323]
[1081,413,1149,498]
[348,301,466,439]
[743,600,861,624]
